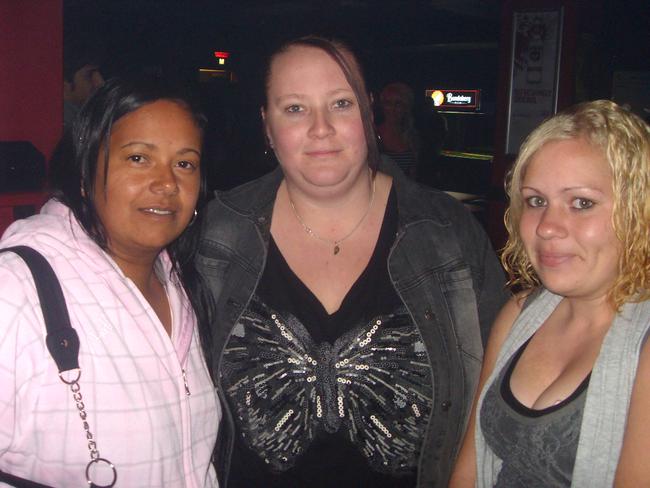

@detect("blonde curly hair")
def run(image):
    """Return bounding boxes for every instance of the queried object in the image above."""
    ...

[501,100,650,308]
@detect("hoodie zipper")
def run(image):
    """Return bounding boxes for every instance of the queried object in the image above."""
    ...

[182,368,191,396]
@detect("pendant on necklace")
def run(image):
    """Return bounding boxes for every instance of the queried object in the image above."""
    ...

[333,245,340,255]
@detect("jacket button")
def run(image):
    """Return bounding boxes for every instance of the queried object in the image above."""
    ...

[424,309,434,320]
[441,400,451,411]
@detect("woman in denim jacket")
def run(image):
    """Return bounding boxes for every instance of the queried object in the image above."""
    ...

[197,36,507,488]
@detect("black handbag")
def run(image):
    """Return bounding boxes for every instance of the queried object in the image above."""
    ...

[0,246,116,488]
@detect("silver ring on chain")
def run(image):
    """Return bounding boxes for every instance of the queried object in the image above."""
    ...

[85,457,117,487]
[58,368,81,385]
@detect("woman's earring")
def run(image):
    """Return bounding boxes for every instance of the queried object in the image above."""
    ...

[264,137,274,157]
[188,209,198,226]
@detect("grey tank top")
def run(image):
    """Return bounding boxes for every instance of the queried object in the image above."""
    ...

[480,338,590,487]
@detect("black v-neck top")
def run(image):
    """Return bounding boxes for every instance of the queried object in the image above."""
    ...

[258,187,400,343]
[222,187,433,487]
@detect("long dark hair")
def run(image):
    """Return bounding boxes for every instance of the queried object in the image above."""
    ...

[263,35,381,172]
[49,77,214,364]
[51,77,207,244]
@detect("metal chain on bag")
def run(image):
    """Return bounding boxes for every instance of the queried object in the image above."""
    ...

[59,370,117,488]
[1,246,119,487]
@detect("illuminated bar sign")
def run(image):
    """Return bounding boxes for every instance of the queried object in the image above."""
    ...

[425,89,481,112]
[213,51,230,66]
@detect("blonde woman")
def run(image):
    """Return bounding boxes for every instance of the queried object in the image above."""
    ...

[450,100,650,487]
[377,82,420,178]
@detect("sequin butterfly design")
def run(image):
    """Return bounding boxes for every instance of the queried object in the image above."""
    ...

[221,297,433,474]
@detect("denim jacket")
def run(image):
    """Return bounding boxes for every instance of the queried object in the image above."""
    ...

[196,161,507,487]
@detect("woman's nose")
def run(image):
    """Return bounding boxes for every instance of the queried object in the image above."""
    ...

[150,165,179,195]
[536,206,568,239]
[308,110,335,138]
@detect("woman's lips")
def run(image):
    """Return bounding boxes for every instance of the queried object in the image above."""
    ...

[538,252,573,267]
[139,207,175,216]
[305,149,341,158]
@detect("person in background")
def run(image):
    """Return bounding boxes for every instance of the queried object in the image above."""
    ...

[63,45,105,130]
[449,100,650,488]
[197,35,507,488]
[376,81,420,179]
[0,78,219,487]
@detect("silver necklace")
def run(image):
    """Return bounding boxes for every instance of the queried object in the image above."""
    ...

[289,174,376,255]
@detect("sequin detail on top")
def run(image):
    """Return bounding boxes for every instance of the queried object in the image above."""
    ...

[221,297,433,474]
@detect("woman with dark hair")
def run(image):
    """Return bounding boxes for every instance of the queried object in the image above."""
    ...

[0,78,219,487]
[197,36,507,487]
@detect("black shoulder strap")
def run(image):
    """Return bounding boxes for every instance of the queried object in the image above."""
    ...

[0,246,80,373]
[0,469,54,488]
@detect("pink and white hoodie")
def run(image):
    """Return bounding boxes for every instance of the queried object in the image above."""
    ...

[0,200,219,487]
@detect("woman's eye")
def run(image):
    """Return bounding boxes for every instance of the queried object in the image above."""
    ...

[176,160,198,171]
[285,104,303,114]
[525,196,546,208]
[334,99,353,109]
[127,155,145,164]
[571,197,594,210]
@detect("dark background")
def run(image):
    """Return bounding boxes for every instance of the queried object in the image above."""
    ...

[63,0,650,189]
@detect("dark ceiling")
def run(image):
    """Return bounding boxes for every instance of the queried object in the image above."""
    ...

[64,0,500,81]
[64,0,648,108]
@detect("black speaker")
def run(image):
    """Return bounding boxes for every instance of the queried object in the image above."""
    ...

[0,141,46,192]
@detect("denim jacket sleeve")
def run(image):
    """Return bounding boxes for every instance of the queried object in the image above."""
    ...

[388,176,508,487]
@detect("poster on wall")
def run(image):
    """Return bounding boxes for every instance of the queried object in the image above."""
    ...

[505,9,563,155]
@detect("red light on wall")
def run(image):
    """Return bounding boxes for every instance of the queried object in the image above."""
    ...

[213,51,230,59]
